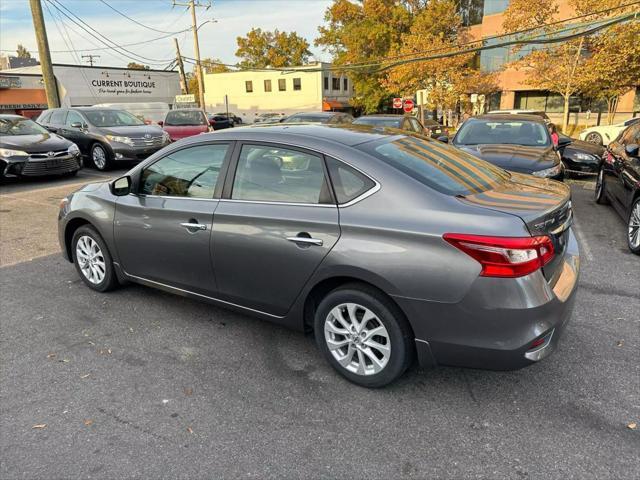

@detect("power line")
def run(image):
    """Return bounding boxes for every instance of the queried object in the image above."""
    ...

[97,0,187,34]
[45,0,175,65]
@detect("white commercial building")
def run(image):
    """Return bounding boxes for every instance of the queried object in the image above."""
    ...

[203,62,354,122]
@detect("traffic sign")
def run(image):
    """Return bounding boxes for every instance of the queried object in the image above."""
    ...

[392,97,403,109]
[403,99,414,113]
[175,94,196,103]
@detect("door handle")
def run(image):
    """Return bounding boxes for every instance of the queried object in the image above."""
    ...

[286,236,323,246]
[180,222,207,231]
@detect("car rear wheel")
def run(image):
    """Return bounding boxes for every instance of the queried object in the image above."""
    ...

[585,132,603,145]
[594,167,609,205]
[91,143,111,171]
[314,284,414,388]
[628,198,640,255]
[71,225,118,292]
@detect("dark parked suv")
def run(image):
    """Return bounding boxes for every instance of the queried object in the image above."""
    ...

[37,108,170,170]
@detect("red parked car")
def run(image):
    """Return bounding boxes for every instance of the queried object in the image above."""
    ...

[159,109,211,141]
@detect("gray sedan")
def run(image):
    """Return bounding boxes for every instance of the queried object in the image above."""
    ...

[57,125,579,387]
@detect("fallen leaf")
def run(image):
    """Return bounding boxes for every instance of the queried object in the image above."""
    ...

[83,419,93,426]
[32,424,47,429]
[187,426,193,434]
[107,349,112,354]
[129,327,134,333]
[616,340,624,347]
[80,373,91,379]
[628,422,637,430]
[184,387,193,396]
[60,359,70,363]
[88,341,95,346]
[47,353,56,359]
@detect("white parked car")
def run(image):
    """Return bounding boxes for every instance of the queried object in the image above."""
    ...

[579,117,640,146]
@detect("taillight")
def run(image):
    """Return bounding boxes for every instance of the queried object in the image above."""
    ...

[443,233,555,278]
[605,152,614,165]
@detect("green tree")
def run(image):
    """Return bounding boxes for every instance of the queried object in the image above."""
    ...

[315,0,412,113]
[16,44,31,58]
[127,62,150,70]
[236,28,311,68]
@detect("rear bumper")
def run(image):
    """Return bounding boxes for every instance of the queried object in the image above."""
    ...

[395,229,580,370]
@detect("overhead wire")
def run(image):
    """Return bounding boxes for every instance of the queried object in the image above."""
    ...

[97,0,187,34]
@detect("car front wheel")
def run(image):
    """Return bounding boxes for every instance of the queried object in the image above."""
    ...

[91,143,111,171]
[628,198,640,255]
[314,284,414,388]
[71,225,118,292]
[594,166,609,205]
[585,132,603,145]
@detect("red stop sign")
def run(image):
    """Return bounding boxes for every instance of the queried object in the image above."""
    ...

[392,97,403,109]
[403,99,414,113]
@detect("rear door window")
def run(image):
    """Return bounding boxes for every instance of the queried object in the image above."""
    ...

[49,110,67,125]
[231,144,332,204]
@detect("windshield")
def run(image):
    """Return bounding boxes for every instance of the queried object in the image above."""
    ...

[0,117,48,136]
[165,110,206,126]
[358,135,511,196]
[354,118,402,128]
[454,119,551,147]
[285,115,330,123]
[83,109,144,127]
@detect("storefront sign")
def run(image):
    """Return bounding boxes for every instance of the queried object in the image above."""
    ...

[175,94,196,103]
[0,76,23,89]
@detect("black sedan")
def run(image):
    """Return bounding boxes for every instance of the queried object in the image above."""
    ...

[557,133,605,175]
[594,123,640,254]
[353,114,448,139]
[451,114,564,180]
[1,114,82,180]
[207,114,233,130]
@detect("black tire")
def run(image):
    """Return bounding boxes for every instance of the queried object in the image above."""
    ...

[594,166,609,205]
[71,225,118,292]
[627,198,640,255]
[90,143,112,171]
[314,283,414,388]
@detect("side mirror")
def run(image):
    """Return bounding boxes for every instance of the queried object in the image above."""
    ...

[209,119,216,127]
[70,122,83,129]
[110,175,131,196]
[157,120,164,127]
[437,135,449,143]
[625,143,639,157]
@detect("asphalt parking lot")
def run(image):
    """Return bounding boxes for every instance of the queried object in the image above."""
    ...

[0,172,638,479]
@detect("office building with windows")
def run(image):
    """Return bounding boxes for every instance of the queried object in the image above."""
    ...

[203,62,353,122]
[461,0,638,123]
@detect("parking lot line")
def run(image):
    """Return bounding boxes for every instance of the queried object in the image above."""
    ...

[572,218,594,262]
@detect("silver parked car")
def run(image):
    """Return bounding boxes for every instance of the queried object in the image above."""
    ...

[58,125,579,387]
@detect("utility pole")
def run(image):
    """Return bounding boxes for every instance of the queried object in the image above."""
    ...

[81,54,100,67]
[29,0,59,108]
[173,0,210,112]
[173,38,188,94]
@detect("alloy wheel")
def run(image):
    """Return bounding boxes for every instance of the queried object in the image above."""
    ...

[629,201,640,249]
[92,145,106,169]
[324,303,390,376]
[585,132,602,145]
[76,235,106,284]
[595,168,603,199]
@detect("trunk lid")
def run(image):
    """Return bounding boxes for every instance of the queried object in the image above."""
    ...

[457,172,572,282]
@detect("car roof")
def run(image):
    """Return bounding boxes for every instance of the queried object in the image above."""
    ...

[0,114,27,120]
[471,114,547,123]
[180,123,395,147]
[357,114,410,118]
[290,112,342,117]
[170,108,203,112]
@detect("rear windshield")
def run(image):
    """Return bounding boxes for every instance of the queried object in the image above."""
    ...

[454,119,550,147]
[357,135,510,196]
[353,118,402,128]
[83,109,144,127]
[165,110,206,126]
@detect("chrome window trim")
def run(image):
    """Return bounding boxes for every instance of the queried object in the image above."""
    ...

[123,272,283,319]
[219,198,336,208]
[130,193,220,202]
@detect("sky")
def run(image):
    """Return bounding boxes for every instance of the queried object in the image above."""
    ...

[0,0,333,69]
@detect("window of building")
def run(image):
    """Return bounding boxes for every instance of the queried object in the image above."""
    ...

[245,81,253,93]
[264,79,272,92]
[332,77,340,91]
[231,145,330,204]
[278,78,286,91]
[140,144,229,199]
[458,0,484,26]
[293,78,301,91]
[343,77,348,92]
[324,76,329,90]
